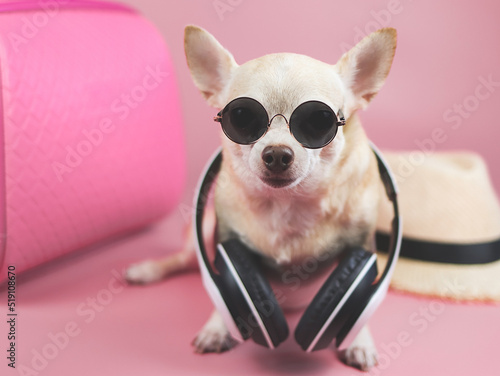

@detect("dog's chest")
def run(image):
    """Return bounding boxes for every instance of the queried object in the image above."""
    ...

[260,198,316,235]
[231,196,342,263]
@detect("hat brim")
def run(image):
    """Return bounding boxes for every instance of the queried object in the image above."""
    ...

[377,252,500,302]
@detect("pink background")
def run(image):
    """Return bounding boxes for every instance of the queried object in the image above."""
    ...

[3,1,500,376]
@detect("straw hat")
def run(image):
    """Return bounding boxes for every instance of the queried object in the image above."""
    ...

[376,151,500,302]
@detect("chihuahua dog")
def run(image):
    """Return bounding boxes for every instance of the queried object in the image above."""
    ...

[126,25,397,371]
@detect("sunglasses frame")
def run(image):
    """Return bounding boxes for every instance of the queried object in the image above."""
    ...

[214,97,346,149]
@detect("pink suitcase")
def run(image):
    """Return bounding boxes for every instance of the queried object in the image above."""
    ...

[0,0,185,280]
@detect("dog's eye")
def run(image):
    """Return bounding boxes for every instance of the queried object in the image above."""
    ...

[230,107,255,128]
[308,110,334,130]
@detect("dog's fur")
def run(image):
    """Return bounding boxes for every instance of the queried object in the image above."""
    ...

[126,25,397,371]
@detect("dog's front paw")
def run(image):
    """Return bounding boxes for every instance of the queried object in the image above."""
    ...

[192,310,239,354]
[340,325,378,371]
[192,329,238,354]
[341,346,378,372]
[124,260,165,284]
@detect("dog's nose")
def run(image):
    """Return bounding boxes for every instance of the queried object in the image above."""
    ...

[261,145,294,172]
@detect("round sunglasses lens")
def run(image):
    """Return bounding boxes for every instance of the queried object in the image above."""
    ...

[290,101,337,148]
[221,98,268,144]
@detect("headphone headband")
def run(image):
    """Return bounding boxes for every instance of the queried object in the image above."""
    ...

[335,142,402,349]
[369,141,402,287]
[193,149,222,277]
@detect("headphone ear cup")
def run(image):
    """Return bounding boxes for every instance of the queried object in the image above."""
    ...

[294,248,377,352]
[214,239,289,348]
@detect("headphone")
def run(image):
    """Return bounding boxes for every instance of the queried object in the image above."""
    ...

[193,143,402,352]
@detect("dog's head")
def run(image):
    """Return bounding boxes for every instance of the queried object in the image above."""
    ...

[184,26,396,194]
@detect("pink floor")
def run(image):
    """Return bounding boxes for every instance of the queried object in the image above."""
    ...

[3,211,498,376]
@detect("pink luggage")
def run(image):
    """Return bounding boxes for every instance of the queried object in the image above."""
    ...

[0,0,185,279]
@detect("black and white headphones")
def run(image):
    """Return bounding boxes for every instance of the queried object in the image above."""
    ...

[193,143,402,352]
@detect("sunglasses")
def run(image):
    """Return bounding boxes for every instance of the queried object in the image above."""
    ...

[214,97,346,149]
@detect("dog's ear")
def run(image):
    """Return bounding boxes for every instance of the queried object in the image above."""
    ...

[335,28,397,114]
[184,25,238,107]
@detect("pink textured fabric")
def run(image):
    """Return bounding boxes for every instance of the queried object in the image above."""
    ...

[0,1,185,279]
